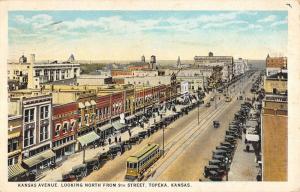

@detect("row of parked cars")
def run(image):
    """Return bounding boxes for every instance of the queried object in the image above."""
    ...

[202,101,252,181]
[62,102,201,182]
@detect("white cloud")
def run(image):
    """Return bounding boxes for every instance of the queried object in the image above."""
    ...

[202,20,248,29]
[257,15,277,23]
[270,16,287,27]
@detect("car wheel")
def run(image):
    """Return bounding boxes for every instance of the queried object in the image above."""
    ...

[117,151,121,156]
[93,165,99,170]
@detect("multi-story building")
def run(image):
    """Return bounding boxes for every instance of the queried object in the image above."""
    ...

[194,52,234,82]
[234,58,248,76]
[8,54,80,90]
[262,94,287,181]
[262,63,288,181]
[8,115,23,166]
[265,55,287,76]
[52,102,78,161]
[8,94,55,173]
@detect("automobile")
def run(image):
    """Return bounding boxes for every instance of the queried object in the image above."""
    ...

[216,145,233,153]
[210,97,215,101]
[225,96,232,102]
[205,102,211,107]
[138,131,148,139]
[85,157,103,172]
[225,135,236,144]
[239,96,243,100]
[62,164,88,181]
[212,154,226,162]
[212,150,228,157]
[119,140,132,152]
[108,144,123,158]
[129,134,140,145]
[209,159,226,170]
[97,151,111,162]
[213,121,220,128]
[203,165,225,179]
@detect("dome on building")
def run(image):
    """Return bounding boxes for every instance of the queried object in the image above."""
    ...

[19,55,27,64]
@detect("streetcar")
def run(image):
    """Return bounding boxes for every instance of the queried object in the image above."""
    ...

[125,143,161,181]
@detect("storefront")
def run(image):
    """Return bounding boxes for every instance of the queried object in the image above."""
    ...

[22,149,56,174]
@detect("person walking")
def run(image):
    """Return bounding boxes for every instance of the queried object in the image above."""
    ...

[115,137,118,143]
[108,138,111,145]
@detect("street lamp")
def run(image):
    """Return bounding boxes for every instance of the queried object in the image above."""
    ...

[82,144,86,163]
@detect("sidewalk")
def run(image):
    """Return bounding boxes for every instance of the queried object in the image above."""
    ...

[228,132,258,181]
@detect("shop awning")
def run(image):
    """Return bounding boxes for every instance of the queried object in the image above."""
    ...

[77,131,100,146]
[8,132,21,139]
[8,163,27,180]
[23,149,55,168]
[98,124,113,132]
[90,100,97,105]
[135,111,144,117]
[112,122,127,131]
[125,115,136,121]
[85,101,91,107]
[79,102,85,109]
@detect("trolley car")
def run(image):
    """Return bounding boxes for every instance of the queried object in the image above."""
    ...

[125,143,160,181]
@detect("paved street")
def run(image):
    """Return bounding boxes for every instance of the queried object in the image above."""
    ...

[40,72,258,182]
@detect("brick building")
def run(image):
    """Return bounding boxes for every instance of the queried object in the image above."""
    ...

[52,102,78,161]
[265,55,287,76]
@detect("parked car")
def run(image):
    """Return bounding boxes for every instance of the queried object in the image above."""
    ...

[205,102,211,107]
[108,144,123,158]
[62,164,88,181]
[119,140,132,152]
[85,157,103,172]
[129,134,140,145]
[138,131,148,139]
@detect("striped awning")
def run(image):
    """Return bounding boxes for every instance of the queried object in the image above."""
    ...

[90,100,97,105]
[8,132,21,139]
[8,164,27,180]
[77,131,100,146]
[79,102,85,109]
[85,101,91,107]
[23,150,55,168]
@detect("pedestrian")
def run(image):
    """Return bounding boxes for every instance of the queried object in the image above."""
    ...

[108,138,111,145]
[115,137,117,143]
[119,137,122,142]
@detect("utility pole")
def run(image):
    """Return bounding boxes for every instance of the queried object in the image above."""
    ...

[163,124,165,157]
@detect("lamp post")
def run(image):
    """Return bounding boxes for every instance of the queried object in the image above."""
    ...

[163,124,165,157]
[82,144,86,163]
[225,157,229,181]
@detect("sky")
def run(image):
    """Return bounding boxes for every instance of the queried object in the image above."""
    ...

[8,11,288,61]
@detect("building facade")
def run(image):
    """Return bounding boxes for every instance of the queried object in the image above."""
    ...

[194,52,234,81]
[52,102,78,162]
[8,115,23,166]
[21,94,55,173]
[265,55,287,77]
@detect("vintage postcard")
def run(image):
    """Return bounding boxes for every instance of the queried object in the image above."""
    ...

[0,0,300,192]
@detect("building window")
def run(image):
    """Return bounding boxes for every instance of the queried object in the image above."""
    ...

[70,120,75,131]
[8,138,19,153]
[55,124,61,136]
[40,124,49,142]
[40,105,49,119]
[24,129,34,147]
[24,108,35,123]
[62,122,68,133]
[7,157,18,166]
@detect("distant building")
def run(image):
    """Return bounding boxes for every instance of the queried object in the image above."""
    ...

[194,52,234,82]
[234,58,248,76]
[141,55,146,63]
[264,72,287,95]
[265,55,287,76]
[177,56,181,68]
[8,54,81,90]
[77,74,113,85]
[150,55,157,69]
